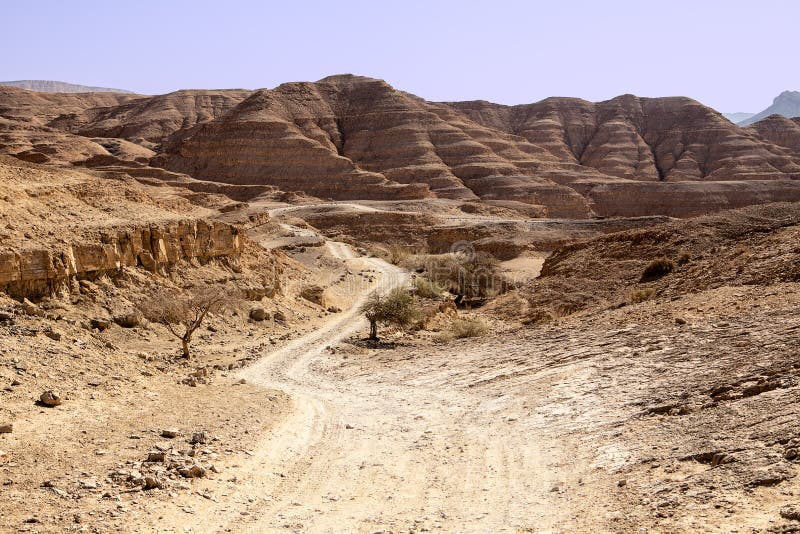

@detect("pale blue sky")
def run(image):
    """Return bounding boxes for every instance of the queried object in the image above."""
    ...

[2,0,798,112]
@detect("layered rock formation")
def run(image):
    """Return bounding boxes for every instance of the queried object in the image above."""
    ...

[448,95,800,183]
[0,157,246,299]
[747,115,800,154]
[2,76,800,218]
[0,219,242,299]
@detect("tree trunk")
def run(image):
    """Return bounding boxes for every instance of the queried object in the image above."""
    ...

[369,320,378,340]
[181,337,190,358]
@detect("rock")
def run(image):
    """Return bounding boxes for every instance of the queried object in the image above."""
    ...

[161,429,179,438]
[189,432,207,445]
[178,465,206,478]
[674,317,687,325]
[147,451,166,462]
[617,479,627,487]
[327,306,342,313]
[43,330,62,341]
[300,285,327,307]
[143,476,162,490]
[90,318,112,331]
[785,448,798,461]
[272,310,286,322]
[22,299,45,317]
[113,312,142,328]
[39,390,62,407]
[780,505,800,521]
[79,478,98,489]
[248,306,268,321]
[0,423,12,433]
[0,311,13,322]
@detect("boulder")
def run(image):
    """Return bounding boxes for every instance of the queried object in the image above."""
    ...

[113,312,141,328]
[39,390,62,407]
[249,306,268,322]
[300,285,326,307]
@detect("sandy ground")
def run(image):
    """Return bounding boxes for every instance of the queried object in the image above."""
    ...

[142,243,590,533]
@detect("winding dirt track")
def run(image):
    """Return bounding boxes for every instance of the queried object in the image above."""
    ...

[183,243,572,533]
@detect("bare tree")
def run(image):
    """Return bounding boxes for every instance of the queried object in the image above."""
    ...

[360,288,419,340]
[138,285,234,358]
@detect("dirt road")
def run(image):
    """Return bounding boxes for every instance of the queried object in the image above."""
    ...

[170,243,578,533]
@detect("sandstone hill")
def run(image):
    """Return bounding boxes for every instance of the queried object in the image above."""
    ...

[739,90,800,126]
[747,114,800,153]
[0,80,134,93]
[1,76,800,217]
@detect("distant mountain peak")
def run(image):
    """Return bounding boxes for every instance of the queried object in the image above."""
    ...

[0,80,134,94]
[739,90,800,126]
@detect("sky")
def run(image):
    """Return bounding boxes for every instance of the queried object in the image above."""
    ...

[2,0,798,112]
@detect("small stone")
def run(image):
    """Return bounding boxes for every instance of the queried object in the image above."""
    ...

[161,429,179,438]
[178,465,206,478]
[785,448,798,461]
[79,478,98,489]
[0,423,12,434]
[143,476,162,489]
[674,317,687,325]
[39,390,62,407]
[617,479,627,487]
[147,451,166,462]
[189,432,207,445]
[44,330,62,341]
[248,307,268,322]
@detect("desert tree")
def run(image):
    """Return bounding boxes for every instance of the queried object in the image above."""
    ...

[138,285,235,358]
[360,287,419,340]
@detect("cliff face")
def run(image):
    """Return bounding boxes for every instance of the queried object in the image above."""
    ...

[0,157,249,299]
[0,219,242,299]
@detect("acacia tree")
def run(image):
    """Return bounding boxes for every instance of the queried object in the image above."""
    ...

[138,285,233,358]
[360,288,419,340]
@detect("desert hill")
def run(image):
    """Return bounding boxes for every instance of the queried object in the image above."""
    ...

[747,114,800,153]
[739,90,800,126]
[1,76,800,217]
[0,80,134,94]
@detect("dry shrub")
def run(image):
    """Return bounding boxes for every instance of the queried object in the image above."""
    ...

[628,288,655,304]
[425,252,505,299]
[523,308,555,325]
[640,257,675,282]
[441,317,489,340]
[138,285,236,357]
[412,276,445,299]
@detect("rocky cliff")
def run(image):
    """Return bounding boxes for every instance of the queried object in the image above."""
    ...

[0,219,242,299]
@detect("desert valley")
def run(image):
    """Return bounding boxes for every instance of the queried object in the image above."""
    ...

[0,72,799,533]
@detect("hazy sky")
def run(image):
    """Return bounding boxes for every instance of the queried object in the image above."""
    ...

[3,0,798,112]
